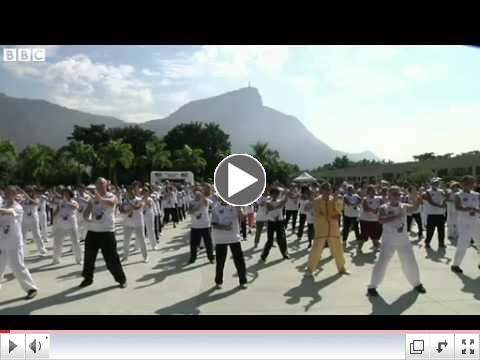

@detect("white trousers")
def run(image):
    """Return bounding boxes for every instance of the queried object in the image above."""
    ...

[0,247,37,292]
[144,215,157,250]
[453,220,480,267]
[77,215,87,241]
[53,227,82,264]
[369,234,421,289]
[447,205,458,239]
[123,226,147,260]
[22,220,47,255]
[39,211,48,241]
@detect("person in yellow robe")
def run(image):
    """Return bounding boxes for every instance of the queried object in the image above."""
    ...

[305,182,349,277]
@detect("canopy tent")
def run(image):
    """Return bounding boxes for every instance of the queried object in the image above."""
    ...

[292,172,317,183]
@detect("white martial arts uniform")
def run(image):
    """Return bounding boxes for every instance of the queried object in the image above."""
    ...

[446,189,459,240]
[369,202,422,289]
[21,199,47,256]
[122,196,148,261]
[143,196,157,251]
[38,195,48,242]
[0,202,38,293]
[75,194,91,241]
[53,200,82,264]
[452,190,480,267]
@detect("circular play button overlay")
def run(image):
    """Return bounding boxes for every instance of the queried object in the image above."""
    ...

[214,154,266,206]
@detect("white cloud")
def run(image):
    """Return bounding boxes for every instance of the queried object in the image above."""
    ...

[3,53,155,122]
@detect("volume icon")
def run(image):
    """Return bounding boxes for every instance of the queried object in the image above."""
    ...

[29,339,42,354]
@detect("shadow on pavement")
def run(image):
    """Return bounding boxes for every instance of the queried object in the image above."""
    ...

[156,285,241,315]
[0,285,119,315]
[455,272,480,301]
[368,290,419,315]
[284,273,343,312]
[350,249,377,267]
[425,247,451,265]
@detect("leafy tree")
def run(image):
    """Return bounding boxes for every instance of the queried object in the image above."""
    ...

[146,137,172,172]
[68,124,110,151]
[108,125,156,158]
[17,144,56,185]
[164,122,231,179]
[0,138,17,186]
[172,145,207,177]
[250,142,299,185]
[97,139,134,185]
[413,152,436,161]
[59,140,97,184]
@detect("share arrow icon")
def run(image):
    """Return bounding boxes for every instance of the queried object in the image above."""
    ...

[436,340,448,353]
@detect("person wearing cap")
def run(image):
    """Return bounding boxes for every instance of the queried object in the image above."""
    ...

[367,186,426,297]
[446,181,461,242]
[0,186,38,299]
[342,184,361,246]
[451,175,480,273]
[261,187,289,262]
[423,177,447,249]
[305,182,349,277]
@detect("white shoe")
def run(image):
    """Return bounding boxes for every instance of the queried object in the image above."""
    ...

[143,257,150,263]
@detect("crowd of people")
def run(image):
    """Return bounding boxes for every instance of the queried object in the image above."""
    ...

[0,174,479,302]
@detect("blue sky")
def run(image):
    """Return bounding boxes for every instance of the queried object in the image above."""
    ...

[1,45,479,162]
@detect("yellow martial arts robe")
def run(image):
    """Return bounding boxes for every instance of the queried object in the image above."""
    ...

[306,194,346,273]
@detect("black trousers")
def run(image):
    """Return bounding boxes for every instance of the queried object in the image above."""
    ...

[254,221,266,244]
[190,228,215,262]
[241,217,247,239]
[261,221,288,260]
[297,213,307,239]
[154,214,162,240]
[284,210,298,231]
[180,205,186,220]
[163,208,178,224]
[48,206,53,225]
[426,214,445,245]
[407,213,423,237]
[342,216,360,242]
[215,242,247,285]
[82,231,126,284]
[307,223,315,245]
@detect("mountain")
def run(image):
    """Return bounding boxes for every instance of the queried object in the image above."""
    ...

[0,89,379,168]
[143,87,379,168]
[0,93,126,150]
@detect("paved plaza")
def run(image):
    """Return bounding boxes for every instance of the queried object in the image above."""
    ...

[0,219,480,315]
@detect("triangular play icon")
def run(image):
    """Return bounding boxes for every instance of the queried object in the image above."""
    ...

[227,162,258,197]
[9,340,17,353]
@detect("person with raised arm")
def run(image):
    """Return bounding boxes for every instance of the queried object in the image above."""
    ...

[367,186,426,297]
[80,177,127,288]
[0,186,38,299]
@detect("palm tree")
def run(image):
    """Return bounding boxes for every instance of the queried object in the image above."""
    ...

[98,139,134,185]
[18,144,55,185]
[62,140,97,184]
[146,137,172,172]
[172,145,207,176]
[0,138,17,186]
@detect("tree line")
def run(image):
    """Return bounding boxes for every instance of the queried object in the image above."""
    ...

[0,122,299,187]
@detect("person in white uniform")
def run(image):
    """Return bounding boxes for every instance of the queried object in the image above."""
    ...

[451,176,480,273]
[75,187,91,242]
[0,186,38,299]
[284,187,300,233]
[211,199,247,289]
[188,186,215,264]
[406,185,424,239]
[446,181,461,242]
[261,187,289,262]
[359,185,383,251]
[37,189,49,243]
[343,185,361,245]
[121,186,149,263]
[20,187,47,256]
[367,186,426,297]
[142,187,158,251]
[254,192,269,248]
[52,189,82,265]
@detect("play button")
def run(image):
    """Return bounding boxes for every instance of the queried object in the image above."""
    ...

[214,154,266,206]
[9,340,17,353]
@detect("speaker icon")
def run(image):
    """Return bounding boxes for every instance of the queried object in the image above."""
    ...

[29,338,42,354]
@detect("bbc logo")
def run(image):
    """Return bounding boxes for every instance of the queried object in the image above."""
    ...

[3,48,46,62]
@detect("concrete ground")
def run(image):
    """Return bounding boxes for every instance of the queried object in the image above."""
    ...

[0,218,479,315]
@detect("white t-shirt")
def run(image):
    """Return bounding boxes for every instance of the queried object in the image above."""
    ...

[21,199,39,224]
[360,196,382,222]
[124,196,145,228]
[163,192,176,209]
[38,196,47,215]
[190,198,212,229]
[305,200,315,224]
[425,188,446,216]
[211,205,241,244]
[143,197,155,220]
[0,202,24,249]
[57,200,79,230]
[298,199,308,215]
[88,193,117,233]
[267,199,284,222]
[456,190,480,223]
[285,195,299,211]
[344,193,362,218]
[255,196,269,222]
[380,202,408,240]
